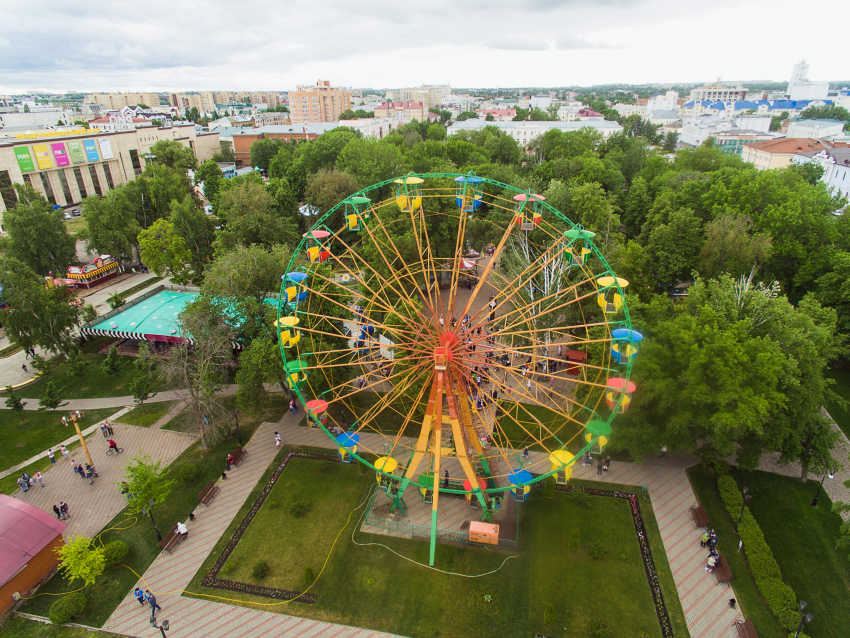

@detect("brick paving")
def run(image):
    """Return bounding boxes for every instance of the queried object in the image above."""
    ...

[13,421,194,539]
[104,412,402,638]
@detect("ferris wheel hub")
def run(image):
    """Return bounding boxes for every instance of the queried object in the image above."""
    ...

[434,346,453,371]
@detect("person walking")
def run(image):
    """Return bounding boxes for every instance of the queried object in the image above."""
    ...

[21,363,28,374]
[596,459,604,476]
[134,587,146,606]
[105,420,114,436]
[659,445,667,458]
[145,590,161,615]
[34,471,45,487]
[59,502,69,520]
[48,449,56,465]
[443,470,449,489]
[60,445,70,460]
[274,432,281,447]
[700,530,709,548]
[52,504,62,520]
[17,477,28,493]
[100,423,109,438]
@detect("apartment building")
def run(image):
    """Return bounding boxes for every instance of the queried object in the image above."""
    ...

[169,92,216,112]
[385,86,447,111]
[289,81,350,124]
[373,101,428,121]
[688,83,750,103]
[84,92,160,109]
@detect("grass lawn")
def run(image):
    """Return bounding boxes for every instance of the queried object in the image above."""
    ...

[185,456,682,638]
[117,276,163,298]
[325,391,422,437]
[119,401,174,427]
[12,339,166,400]
[0,408,117,475]
[495,401,582,453]
[20,395,288,627]
[688,466,787,638]
[825,367,850,438]
[730,468,850,638]
[0,615,113,638]
[63,216,86,235]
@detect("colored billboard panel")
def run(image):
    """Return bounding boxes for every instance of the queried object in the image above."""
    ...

[67,141,86,164]
[32,144,53,170]
[51,142,70,167]
[98,138,114,159]
[14,147,36,173]
[83,139,99,162]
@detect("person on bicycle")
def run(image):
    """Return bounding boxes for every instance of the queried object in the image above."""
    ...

[108,439,119,453]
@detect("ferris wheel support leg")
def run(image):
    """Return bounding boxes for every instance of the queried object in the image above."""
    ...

[428,372,446,567]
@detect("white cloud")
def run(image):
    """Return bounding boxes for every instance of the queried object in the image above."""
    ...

[0,0,846,91]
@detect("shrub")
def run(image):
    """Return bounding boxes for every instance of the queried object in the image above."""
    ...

[101,347,122,375]
[543,476,556,500]
[49,592,86,626]
[304,566,315,586]
[267,500,278,509]
[223,561,236,574]
[316,460,335,474]
[570,491,591,508]
[717,475,799,627]
[179,463,198,484]
[252,560,269,579]
[587,540,608,560]
[103,540,129,566]
[588,618,611,638]
[544,603,555,626]
[619,553,628,562]
[289,500,310,517]
[568,529,580,551]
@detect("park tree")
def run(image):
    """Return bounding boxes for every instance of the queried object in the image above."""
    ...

[305,169,360,230]
[170,195,216,280]
[426,123,447,141]
[622,176,651,237]
[130,372,156,406]
[54,535,105,586]
[815,251,850,338]
[268,146,294,180]
[121,454,177,542]
[138,219,191,283]
[64,349,87,377]
[662,131,679,152]
[250,137,288,171]
[0,256,80,355]
[149,139,197,172]
[235,336,287,413]
[644,207,703,286]
[0,184,76,274]
[800,104,850,122]
[82,304,98,323]
[770,111,790,131]
[158,298,235,449]
[335,138,410,188]
[194,160,224,208]
[118,164,193,229]
[39,381,66,411]
[212,141,236,163]
[214,181,298,253]
[267,178,303,233]
[697,213,772,279]
[80,192,141,264]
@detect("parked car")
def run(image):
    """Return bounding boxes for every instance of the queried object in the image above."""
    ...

[63,212,72,220]
[71,209,81,217]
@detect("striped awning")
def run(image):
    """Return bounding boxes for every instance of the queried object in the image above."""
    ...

[80,326,243,350]
[67,263,119,280]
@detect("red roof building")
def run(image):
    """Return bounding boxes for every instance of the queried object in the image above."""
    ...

[0,495,66,614]
[374,101,428,121]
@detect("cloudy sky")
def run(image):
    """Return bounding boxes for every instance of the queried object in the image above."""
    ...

[0,0,845,93]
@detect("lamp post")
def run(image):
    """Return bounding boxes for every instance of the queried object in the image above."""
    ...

[793,601,813,638]
[142,498,162,542]
[150,617,169,637]
[234,407,242,446]
[734,486,752,531]
[812,471,834,507]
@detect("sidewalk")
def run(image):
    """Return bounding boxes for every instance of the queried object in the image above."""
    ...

[104,411,402,638]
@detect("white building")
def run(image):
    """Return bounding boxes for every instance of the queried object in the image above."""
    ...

[646,91,679,115]
[787,60,829,101]
[792,147,850,199]
[530,94,552,110]
[612,103,647,118]
[679,114,772,147]
[786,119,846,139]
[557,101,584,121]
[448,119,623,146]
[648,109,682,126]
[689,83,749,102]
[0,109,76,128]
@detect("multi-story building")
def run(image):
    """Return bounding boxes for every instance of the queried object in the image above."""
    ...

[477,109,516,122]
[385,86,446,112]
[786,119,846,139]
[168,92,216,112]
[793,146,850,199]
[612,103,647,119]
[646,91,679,115]
[252,112,291,127]
[84,93,160,109]
[0,125,219,218]
[741,138,831,170]
[289,81,351,123]
[688,83,749,103]
[0,110,77,128]
[787,60,829,101]
[448,119,622,147]
[373,101,428,121]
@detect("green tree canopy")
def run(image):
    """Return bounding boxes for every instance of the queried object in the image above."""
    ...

[79,192,141,264]
[137,218,191,283]
[214,180,298,253]
[149,139,197,172]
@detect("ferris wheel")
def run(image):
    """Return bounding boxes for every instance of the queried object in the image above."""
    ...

[276,172,640,565]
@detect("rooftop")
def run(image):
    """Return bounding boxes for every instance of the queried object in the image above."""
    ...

[0,494,66,586]
[743,138,830,154]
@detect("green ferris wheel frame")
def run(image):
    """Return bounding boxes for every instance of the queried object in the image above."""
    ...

[276,172,638,499]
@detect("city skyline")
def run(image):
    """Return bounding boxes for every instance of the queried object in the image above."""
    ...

[0,0,846,94]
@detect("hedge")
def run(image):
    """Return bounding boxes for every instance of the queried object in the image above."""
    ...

[103,539,130,566]
[717,475,800,630]
[49,591,86,625]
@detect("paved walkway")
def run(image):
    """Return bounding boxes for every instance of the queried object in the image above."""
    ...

[0,385,245,411]
[13,421,195,539]
[104,412,401,638]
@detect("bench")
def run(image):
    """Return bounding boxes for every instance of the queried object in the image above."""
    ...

[714,555,733,583]
[690,504,709,528]
[734,619,758,638]
[197,482,220,507]
[159,524,185,554]
[229,446,248,468]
